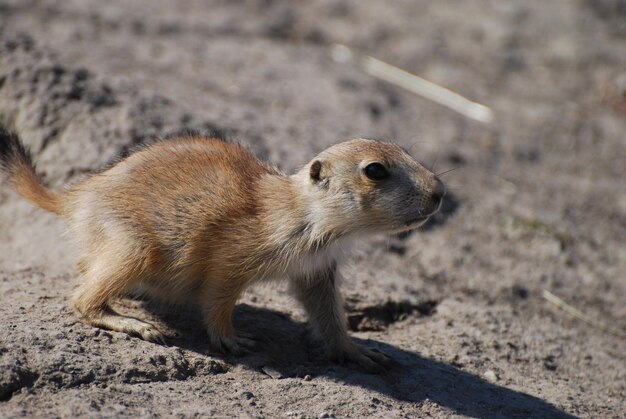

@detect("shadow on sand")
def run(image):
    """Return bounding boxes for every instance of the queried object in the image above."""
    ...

[143,302,576,419]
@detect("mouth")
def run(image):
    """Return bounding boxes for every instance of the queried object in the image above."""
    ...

[405,199,444,227]
[405,215,430,226]
[384,216,430,234]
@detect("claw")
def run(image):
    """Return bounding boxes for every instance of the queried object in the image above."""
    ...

[86,311,167,346]
[222,338,246,356]
[208,331,258,356]
[138,325,167,345]
[235,335,258,350]
[331,342,395,374]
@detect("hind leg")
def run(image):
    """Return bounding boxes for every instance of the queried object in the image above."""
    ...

[87,307,165,344]
[72,253,165,344]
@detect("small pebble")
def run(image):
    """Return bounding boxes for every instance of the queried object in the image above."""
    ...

[483,369,498,382]
[241,391,254,400]
[261,366,283,379]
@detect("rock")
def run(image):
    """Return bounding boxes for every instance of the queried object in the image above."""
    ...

[483,369,498,382]
[261,366,283,379]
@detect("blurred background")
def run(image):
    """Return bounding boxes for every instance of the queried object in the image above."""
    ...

[0,1,624,417]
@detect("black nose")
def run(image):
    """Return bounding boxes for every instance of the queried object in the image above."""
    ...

[432,177,446,202]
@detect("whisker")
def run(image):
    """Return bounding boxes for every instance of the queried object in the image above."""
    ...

[406,138,426,154]
[436,167,460,177]
[430,154,440,173]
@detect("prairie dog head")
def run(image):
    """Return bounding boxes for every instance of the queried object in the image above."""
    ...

[296,139,445,236]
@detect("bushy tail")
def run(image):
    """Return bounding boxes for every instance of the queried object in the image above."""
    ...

[0,125,63,215]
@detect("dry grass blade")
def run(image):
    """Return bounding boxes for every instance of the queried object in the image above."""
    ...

[542,289,625,339]
[330,44,495,124]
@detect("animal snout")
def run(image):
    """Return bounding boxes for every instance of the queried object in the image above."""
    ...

[432,177,446,203]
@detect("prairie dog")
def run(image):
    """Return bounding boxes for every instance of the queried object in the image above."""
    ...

[0,126,444,372]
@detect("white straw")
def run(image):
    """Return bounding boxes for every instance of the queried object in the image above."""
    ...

[330,44,495,125]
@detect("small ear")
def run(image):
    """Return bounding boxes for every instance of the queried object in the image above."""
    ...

[309,160,323,183]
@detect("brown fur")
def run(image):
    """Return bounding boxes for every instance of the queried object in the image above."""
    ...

[0,127,62,215]
[1,129,444,372]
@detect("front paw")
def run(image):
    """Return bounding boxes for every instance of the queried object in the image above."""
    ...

[208,331,258,356]
[330,341,395,373]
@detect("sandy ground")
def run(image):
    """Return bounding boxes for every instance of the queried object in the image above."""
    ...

[1,1,625,417]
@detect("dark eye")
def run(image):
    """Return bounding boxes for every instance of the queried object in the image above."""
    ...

[364,162,389,180]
